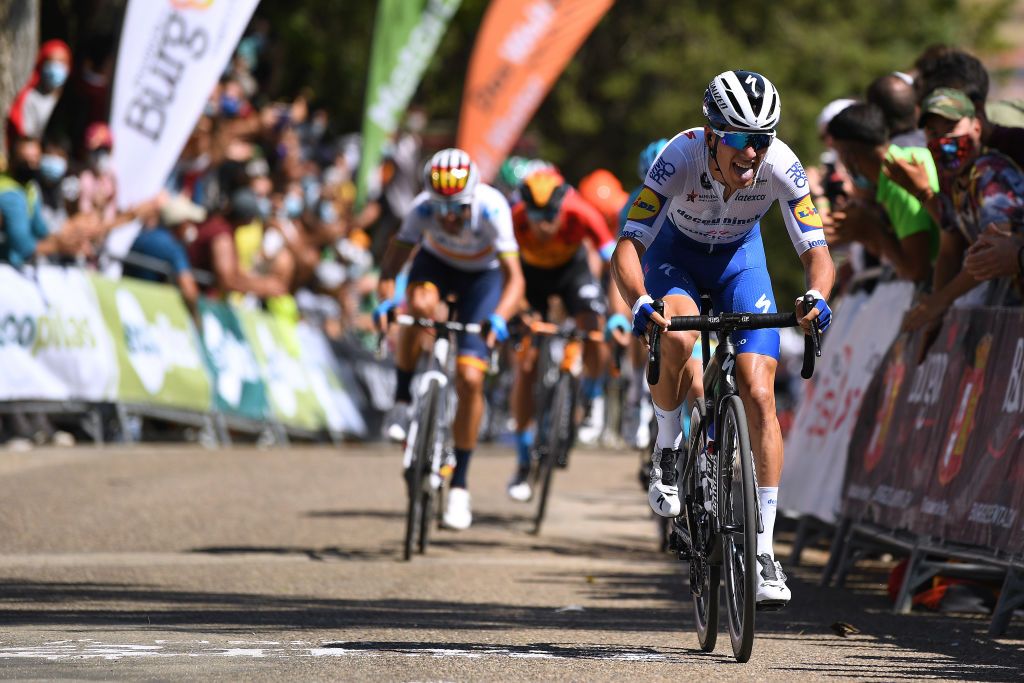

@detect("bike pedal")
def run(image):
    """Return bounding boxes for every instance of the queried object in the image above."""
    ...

[756,600,788,612]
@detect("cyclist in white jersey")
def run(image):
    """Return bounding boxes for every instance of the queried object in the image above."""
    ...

[611,70,835,606]
[375,148,525,531]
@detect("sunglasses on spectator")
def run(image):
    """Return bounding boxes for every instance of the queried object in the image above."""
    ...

[433,199,472,217]
[712,128,775,151]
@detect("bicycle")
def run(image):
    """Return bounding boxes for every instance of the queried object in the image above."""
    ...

[647,293,821,662]
[380,312,484,561]
[513,320,604,535]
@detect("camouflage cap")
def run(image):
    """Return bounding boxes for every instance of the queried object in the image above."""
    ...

[919,87,976,127]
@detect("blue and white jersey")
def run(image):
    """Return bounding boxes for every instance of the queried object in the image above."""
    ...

[621,128,826,255]
[396,183,519,272]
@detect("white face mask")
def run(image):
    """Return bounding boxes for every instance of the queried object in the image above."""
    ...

[93,151,114,175]
[182,225,198,244]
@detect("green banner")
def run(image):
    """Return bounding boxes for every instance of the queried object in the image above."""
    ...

[90,275,211,412]
[355,0,462,208]
[236,306,324,431]
[197,298,269,422]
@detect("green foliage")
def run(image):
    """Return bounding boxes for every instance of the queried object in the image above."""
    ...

[259,0,1012,294]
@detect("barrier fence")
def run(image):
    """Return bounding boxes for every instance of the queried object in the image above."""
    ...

[0,264,367,443]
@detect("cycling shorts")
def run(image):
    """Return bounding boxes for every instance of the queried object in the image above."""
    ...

[642,224,780,359]
[522,248,607,319]
[407,249,503,362]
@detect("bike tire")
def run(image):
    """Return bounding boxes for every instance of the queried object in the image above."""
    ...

[533,372,573,535]
[403,380,439,561]
[686,400,719,653]
[720,394,757,662]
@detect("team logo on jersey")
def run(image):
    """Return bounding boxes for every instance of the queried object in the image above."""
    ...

[686,191,698,202]
[788,194,823,232]
[626,187,665,225]
[649,157,676,184]
[785,161,809,189]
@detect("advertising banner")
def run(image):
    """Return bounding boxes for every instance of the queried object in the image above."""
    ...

[780,281,915,521]
[90,275,211,411]
[236,307,324,431]
[197,298,269,422]
[843,308,1024,554]
[0,265,118,402]
[457,0,614,182]
[111,0,261,209]
[355,0,462,208]
[296,322,368,438]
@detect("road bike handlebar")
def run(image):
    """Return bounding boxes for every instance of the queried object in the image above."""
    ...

[646,294,823,386]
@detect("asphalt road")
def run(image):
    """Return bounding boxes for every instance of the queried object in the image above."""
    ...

[0,442,1021,681]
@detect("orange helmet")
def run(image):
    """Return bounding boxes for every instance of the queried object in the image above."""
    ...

[520,169,568,221]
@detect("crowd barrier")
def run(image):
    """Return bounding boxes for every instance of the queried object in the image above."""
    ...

[0,264,367,444]
[779,278,1024,636]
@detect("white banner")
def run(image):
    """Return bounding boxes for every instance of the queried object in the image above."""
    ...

[0,266,119,401]
[295,322,368,438]
[780,281,916,522]
[111,0,260,208]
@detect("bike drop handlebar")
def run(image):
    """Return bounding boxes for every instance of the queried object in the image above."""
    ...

[646,294,823,385]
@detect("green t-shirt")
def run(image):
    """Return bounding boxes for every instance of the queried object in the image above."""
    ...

[876,144,940,261]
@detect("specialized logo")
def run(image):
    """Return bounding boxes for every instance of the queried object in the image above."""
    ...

[658,263,676,277]
[626,187,665,225]
[745,73,759,97]
[785,161,809,189]
[787,194,823,232]
[756,293,771,314]
[649,157,676,184]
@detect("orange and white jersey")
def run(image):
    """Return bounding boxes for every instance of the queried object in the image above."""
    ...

[396,183,519,272]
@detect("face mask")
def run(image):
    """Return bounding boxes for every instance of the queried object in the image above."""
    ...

[256,196,272,219]
[39,154,67,184]
[851,171,875,191]
[220,94,241,118]
[182,225,199,244]
[92,150,113,175]
[319,200,338,224]
[40,61,69,89]
[928,134,975,173]
[284,194,304,218]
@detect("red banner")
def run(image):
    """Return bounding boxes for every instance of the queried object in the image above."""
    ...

[456,0,614,182]
[844,308,1024,554]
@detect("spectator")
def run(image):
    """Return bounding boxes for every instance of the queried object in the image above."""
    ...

[578,168,629,233]
[964,224,1024,281]
[903,88,1024,331]
[826,102,939,284]
[123,195,205,311]
[867,72,927,148]
[77,122,118,228]
[6,40,72,143]
[0,137,82,266]
[187,188,288,299]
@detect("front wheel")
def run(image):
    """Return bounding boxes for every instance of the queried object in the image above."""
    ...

[720,395,757,662]
[403,380,439,561]
[685,400,719,653]
[532,372,573,535]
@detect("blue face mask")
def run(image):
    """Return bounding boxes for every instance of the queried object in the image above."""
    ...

[284,194,303,218]
[41,61,68,89]
[851,171,875,191]
[220,95,241,118]
[256,196,271,219]
[319,200,338,224]
[39,154,67,184]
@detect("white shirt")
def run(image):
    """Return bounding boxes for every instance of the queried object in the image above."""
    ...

[396,183,519,271]
[621,128,826,255]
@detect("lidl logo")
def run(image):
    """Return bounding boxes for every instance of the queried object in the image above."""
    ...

[788,194,823,232]
[626,187,664,225]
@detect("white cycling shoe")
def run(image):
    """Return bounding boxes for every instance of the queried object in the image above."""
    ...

[507,467,532,502]
[577,396,605,446]
[647,448,681,517]
[443,487,473,530]
[385,402,412,443]
[756,554,792,608]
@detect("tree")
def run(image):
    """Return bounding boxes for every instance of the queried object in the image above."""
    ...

[0,0,39,158]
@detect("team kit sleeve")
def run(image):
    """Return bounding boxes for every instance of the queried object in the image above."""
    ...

[394,192,431,247]
[570,191,616,260]
[619,137,687,249]
[772,143,827,255]
[488,189,520,257]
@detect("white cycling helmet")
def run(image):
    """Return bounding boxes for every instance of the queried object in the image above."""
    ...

[423,147,479,203]
[703,70,781,132]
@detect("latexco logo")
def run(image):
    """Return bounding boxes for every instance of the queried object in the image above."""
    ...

[0,310,96,355]
[116,290,201,395]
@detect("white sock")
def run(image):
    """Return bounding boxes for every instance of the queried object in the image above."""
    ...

[654,403,683,451]
[757,486,779,558]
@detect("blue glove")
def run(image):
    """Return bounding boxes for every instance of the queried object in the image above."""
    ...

[605,313,631,340]
[803,289,832,333]
[373,299,397,328]
[487,313,509,343]
[631,295,657,338]
[599,241,616,263]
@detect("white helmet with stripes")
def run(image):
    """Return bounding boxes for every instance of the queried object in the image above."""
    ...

[423,147,479,203]
[703,70,781,132]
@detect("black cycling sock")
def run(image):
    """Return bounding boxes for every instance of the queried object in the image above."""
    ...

[451,448,471,489]
[395,368,414,404]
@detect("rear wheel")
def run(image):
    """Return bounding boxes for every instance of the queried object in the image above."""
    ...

[403,381,439,561]
[720,395,757,662]
[533,372,573,534]
[686,400,719,653]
